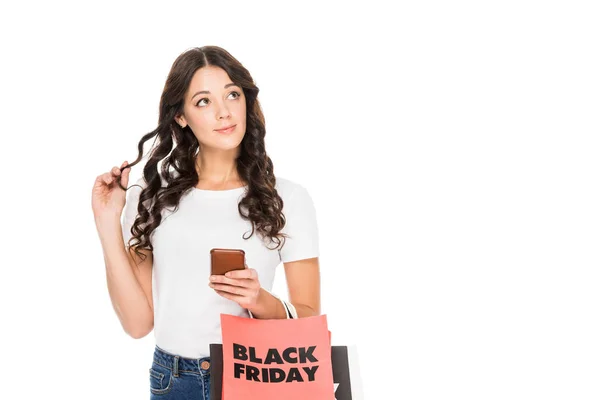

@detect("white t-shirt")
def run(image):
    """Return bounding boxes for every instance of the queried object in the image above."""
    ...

[121,175,319,358]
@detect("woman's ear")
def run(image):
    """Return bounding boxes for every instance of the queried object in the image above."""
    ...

[175,115,186,128]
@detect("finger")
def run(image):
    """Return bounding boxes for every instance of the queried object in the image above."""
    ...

[211,273,256,287]
[115,162,128,174]
[225,268,257,280]
[94,174,110,189]
[120,164,130,186]
[210,275,251,288]
[214,289,251,306]
[111,166,121,176]
[210,283,253,296]
[102,172,114,185]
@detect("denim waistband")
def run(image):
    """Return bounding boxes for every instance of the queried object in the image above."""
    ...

[153,345,212,377]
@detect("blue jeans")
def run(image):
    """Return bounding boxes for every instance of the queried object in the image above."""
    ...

[149,345,211,400]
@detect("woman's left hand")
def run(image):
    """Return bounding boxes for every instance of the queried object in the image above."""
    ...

[209,266,261,309]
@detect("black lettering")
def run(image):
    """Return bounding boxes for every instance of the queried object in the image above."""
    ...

[233,343,247,361]
[246,365,260,381]
[249,347,263,363]
[282,347,298,363]
[303,365,319,381]
[285,367,304,382]
[234,363,245,379]
[264,348,284,364]
[269,368,286,383]
[234,363,320,383]
[299,346,318,363]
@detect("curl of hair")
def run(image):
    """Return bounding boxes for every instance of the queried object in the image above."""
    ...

[116,46,288,263]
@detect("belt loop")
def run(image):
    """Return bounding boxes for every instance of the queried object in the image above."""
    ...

[173,356,179,377]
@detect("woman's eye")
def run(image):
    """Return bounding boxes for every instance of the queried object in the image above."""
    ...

[196,91,241,107]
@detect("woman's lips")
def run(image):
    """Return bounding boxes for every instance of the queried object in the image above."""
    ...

[215,124,236,134]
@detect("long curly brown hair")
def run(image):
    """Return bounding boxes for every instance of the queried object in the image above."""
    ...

[117,46,288,263]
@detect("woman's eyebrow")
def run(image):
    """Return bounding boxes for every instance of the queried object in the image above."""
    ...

[191,83,240,99]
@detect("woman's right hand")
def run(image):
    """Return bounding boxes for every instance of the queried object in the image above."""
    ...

[92,161,131,223]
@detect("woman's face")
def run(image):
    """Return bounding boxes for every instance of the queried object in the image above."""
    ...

[176,66,247,151]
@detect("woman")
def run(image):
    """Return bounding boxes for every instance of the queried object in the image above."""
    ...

[91,46,321,400]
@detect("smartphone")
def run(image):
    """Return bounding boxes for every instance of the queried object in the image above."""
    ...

[210,248,246,276]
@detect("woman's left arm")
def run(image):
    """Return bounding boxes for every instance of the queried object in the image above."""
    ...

[252,257,321,319]
[282,256,321,317]
[248,257,320,319]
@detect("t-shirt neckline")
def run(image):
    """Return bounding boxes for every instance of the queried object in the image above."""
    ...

[192,185,248,198]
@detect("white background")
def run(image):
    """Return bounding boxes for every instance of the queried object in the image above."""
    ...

[1,1,598,399]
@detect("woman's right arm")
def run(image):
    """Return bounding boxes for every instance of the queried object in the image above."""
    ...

[96,215,154,339]
[92,161,154,339]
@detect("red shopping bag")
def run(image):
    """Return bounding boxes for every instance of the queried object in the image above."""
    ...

[219,313,335,400]
[210,344,361,400]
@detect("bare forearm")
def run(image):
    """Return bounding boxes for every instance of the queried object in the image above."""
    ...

[96,216,153,338]
[247,288,318,319]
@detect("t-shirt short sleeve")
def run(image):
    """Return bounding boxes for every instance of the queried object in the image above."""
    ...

[121,177,145,248]
[278,185,320,263]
